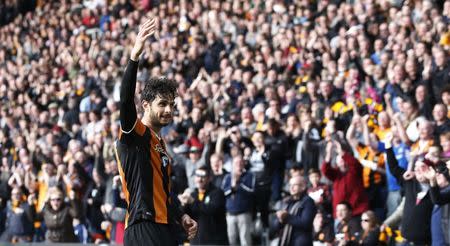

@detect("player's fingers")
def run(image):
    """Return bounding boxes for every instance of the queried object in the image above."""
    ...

[141,22,156,35]
[142,18,155,28]
[139,19,155,32]
[146,23,156,32]
[142,31,155,40]
[141,23,155,35]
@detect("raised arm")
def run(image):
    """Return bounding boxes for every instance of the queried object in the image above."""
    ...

[120,18,158,132]
[361,115,378,151]
[321,142,339,181]
[346,115,360,152]
[392,113,410,146]
[383,134,405,181]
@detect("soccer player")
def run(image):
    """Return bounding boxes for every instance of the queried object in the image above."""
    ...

[114,18,197,246]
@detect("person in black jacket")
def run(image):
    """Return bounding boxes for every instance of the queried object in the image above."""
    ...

[85,169,106,241]
[274,175,317,246]
[384,133,434,245]
[179,166,228,245]
[424,162,450,246]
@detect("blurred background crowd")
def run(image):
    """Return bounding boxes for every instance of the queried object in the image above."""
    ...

[0,0,449,245]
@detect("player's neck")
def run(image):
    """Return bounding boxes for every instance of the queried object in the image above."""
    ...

[142,118,161,135]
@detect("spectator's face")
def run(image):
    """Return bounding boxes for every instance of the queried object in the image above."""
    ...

[442,92,450,106]
[433,104,447,122]
[232,156,245,175]
[414,162,428,183]
[336,204,351,221]
[241,107,253,123]
[252,132,264,148]
[43,163,55,176]
[11,188,22,202]
[405,60,417,76]
[441,136,450,152]
[320,82,332,97]
[143,95,175,129]
[308,172,320,186]
[191,107,201,121]
[289,176,306,197]
[435,51,446,67]
[210,155,222,173]
[269,100,279,112]
[374,39,383,51]
[393,65,405,82]
[377,112,390,128]
[419,121,433,140]
[189,150,201,161]
[195,172,209,190]
[307,82,316,97]
[49,192,63,211]
[402,101,415,118]
[415,43,426,57]
[415,85,426,103]
[360,213,371,231]
[336,155,347,172]
[230,127,241,142]
[287,115,298,129]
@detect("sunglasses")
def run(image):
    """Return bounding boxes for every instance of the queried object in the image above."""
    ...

[50,197,62,202]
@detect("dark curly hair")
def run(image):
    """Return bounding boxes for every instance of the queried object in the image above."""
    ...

[141,77,178,102]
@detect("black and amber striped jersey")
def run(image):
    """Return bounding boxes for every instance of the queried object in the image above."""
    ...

[114,119,183,229]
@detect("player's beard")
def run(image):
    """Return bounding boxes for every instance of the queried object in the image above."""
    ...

[149,110,171,129]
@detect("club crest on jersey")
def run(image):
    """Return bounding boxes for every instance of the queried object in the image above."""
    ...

[162,156,169,167]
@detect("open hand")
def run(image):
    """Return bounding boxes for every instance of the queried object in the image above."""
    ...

[131,18,159,61]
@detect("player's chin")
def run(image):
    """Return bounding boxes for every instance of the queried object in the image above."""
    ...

[160,117,173,125]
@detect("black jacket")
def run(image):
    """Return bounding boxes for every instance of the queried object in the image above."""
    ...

[185,184,228,245]
[386,148,433,244]
[295,127,322,172]
[274,194,317,246]
[359,227,380,246]
[249,146,276,187]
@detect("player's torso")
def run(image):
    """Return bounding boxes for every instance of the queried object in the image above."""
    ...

[115,121,173,226]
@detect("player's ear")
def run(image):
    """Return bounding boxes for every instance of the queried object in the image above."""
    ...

[142,100,151,110]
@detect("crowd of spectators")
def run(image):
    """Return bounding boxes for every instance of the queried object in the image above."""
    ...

[0,0,449,245]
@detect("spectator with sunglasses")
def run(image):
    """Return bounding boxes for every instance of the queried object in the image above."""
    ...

[29,186,81,243]
[358,210,381,246]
